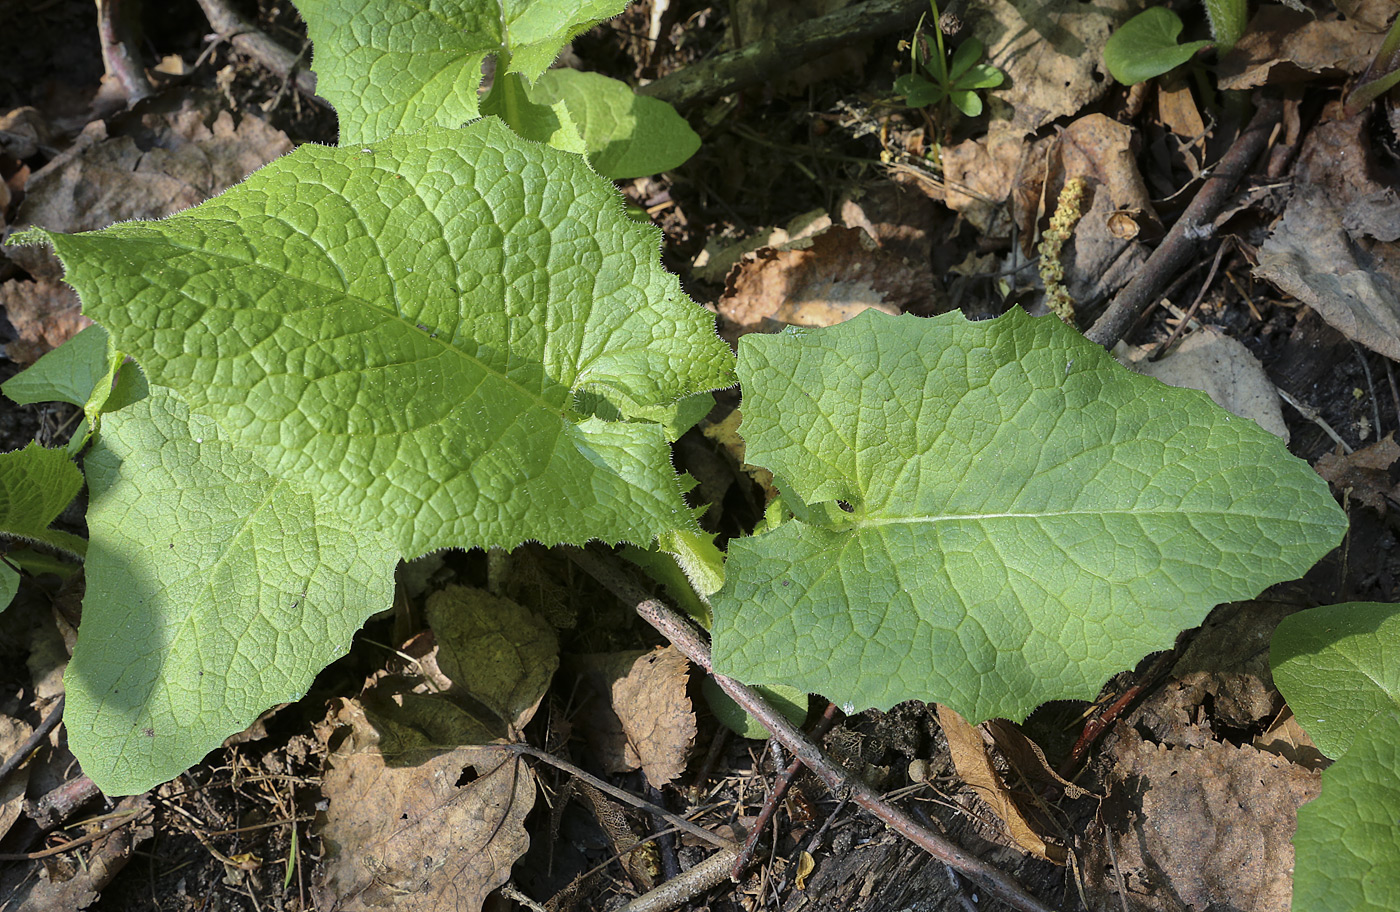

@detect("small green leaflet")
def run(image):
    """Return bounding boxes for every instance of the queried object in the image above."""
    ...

[711,309,1346,722]
[0,442,86,559]
[293,0,626,145]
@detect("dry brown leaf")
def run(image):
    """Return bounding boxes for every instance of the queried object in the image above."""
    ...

[1119,329,1289,441]
[16,103,291,239]
[1315,433,1400,511]
[0,277,86,363]
[929,126,1027,236]
[936,704,1066,864]
[1256,104,1400,360]
[972,0,1131,137]
[424,585,559,733]
[718,225,931,337]
[1053,114,1159,304]
[1219,5,1386,91]
[984,719,1092,800]
[0,716,32,843]
[1089,732,1320,912]
[317,694,533,912]
[575,647,697,788]
[1254,709,1329,772]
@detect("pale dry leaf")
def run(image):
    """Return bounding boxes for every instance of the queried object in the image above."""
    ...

[1256,104,1400,360]
[937,704,1066,864]
[318,694,532,912]
[575,647,697,788]
[1054,114,1158,304]
[1218,5,1386,91]
[971,0,1132,137]
[719,225,931,337]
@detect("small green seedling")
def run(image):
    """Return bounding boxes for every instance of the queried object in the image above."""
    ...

[894,2,1004,119]
[1103,0,1246,86]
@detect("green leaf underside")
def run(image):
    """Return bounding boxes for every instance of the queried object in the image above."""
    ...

[31,120,734,557]
[294,0,626,145]
[70,388,397,794]
[711,309,1346,721]
[1102,8,1213,86]
[0,442,86,558]
[1292,710,1400,912]
[530,69,700,179]
[1272,601,1400,759]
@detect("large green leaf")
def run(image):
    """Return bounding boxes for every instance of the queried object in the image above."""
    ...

[293,0,626,144]
[1272,602,1400,759]
[20,120,734,558]
[711,309,1346,721]
[1291,709,1400,912]
[70,387,398,794]
[0,442,85,559]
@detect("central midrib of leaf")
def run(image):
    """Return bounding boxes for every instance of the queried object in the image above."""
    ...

[850,506,1336,526]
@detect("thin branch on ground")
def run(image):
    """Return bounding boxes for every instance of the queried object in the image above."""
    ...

[494,742,737,852]
[568,546,1059,912]
[638,0,925,108]
[193,0,325,106]
[0,694,63,787]
[1087,97,1283,349]
[96,0,153,104]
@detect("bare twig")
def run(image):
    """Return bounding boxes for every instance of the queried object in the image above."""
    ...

[1087,98,1282,349]
[494,742,736,852]
[616,848,740,912]
[1276,387,1354,453]
[638,0,925,108]
[96,0,153,104]
[0,695,63,788]
[192,0,324,105]
[568,547,1059,912]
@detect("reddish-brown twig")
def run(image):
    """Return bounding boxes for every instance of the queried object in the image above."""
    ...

[731,701,840,879]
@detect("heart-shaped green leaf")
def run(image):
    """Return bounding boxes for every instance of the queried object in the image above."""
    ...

[711,309,1346,721]
[1103,7,1213,86]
